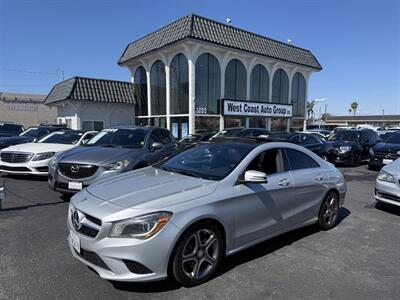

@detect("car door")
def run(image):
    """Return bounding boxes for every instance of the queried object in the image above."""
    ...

[232,147,295,247]
[283,148,328,223]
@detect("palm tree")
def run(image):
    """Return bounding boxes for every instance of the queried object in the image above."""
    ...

[348,108,352,115]
[307,100,315,120]
[351,101,358,116]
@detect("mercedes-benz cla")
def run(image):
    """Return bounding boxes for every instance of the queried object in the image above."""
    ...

[68,138,346,286]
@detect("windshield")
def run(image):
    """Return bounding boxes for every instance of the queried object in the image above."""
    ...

[328,131,360,141]
[38,131,83,144]
[20,128,39,137]
[156,143,254,180]
[384,132,400,144]
[86,128,147,148]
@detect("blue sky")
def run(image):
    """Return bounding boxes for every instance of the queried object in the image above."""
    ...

[0,0,399,115]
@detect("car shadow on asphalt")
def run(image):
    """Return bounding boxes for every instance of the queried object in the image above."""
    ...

[110,207,350,293]
[1,173,48,181]
[375,202,400,216]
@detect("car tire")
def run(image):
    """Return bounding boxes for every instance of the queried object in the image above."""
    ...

[171,222,224,287]
[350,154,360,167]
[318,191,340,230]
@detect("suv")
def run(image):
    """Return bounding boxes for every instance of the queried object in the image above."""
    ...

[0,122,24,138]
[0,124,67,149]
[48,126,177,194]
[327,129,380,166]
[369,131,400,170]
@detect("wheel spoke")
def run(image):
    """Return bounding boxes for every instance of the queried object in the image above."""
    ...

[182,258,199,278]
[182,234,198,258]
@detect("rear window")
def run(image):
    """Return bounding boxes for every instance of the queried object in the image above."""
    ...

[0,123,24,134]
[284,148,320,170]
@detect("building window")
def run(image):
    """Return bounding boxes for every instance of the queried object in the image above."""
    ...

[291,72,306,117]
[250,64,269,102]
[195,53,221,115]
[170,54,189,114]
[82,120,104,131]
[134,67,148,116]
[150,60,166,115]
[225,59,246,100]
[272,68,289,104]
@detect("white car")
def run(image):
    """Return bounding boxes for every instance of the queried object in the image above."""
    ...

[0,130,96,176]
[375,158,400,206]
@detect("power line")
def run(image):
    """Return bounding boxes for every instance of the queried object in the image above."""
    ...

[0,67,64,79]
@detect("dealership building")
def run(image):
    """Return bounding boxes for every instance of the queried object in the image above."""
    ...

[46,14,322,137]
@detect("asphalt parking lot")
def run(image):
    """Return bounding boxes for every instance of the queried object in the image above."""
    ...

[0,166,399,299]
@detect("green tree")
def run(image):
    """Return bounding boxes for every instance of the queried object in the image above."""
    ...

[307,100,315,119]
[351,101,358,116]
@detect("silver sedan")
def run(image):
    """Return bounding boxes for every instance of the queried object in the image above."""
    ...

[67,138,346,286]
[375,158,400,206]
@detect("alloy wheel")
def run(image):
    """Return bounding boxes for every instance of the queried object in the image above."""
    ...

[322,194,339,226]
[181,229,219,279]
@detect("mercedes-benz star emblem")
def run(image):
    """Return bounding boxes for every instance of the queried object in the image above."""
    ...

[72,210,82,230]
[71,165,80,173]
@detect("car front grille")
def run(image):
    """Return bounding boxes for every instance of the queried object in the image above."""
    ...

[374,151,400,160]
[1,152,33,163]
[58,163,98,179]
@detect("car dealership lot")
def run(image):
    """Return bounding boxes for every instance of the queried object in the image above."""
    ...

[0,166,399,299]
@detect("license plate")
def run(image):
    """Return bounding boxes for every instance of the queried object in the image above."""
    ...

[70,230,80,254]
[383,159,393,165]
[68,181,83,190]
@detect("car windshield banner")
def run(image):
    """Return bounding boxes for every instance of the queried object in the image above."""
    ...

[222,99,292,118]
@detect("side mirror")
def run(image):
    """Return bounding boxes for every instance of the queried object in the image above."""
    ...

[240,170,268,184]
[151,142,163,151]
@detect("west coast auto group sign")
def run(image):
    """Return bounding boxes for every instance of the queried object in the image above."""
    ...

[222,99,292,118]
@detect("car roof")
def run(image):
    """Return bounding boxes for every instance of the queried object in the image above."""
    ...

[107,125,168,132]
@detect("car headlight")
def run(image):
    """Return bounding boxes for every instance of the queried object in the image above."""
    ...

[377,170,395,183]
[49,153,61,167]
[339,146,351,152]
[103,159,130,171]
[32,152,55,161]
[369,148,374,156]
[109,211,173,239]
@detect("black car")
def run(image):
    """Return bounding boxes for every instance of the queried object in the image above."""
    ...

[213,127,270,139]
[178,133,213,150]
[268,132,333,160]
[0,122,24,138]
[0,124,67,150]
[326,129,380,166]
[369,131,400,170]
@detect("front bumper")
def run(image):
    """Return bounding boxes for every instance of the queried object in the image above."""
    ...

[369,155,396,169]
[67,207,181,282]
[331,151,353,165]
[0,159,50,175]
[375,179,400,206]
[48,164,124,194]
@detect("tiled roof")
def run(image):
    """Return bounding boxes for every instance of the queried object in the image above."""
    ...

[119,14,322,70]
[44,76,136,105]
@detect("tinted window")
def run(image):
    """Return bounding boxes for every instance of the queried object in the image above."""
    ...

[272,68,289,104]
[250,64,269,102]
[251,130,267,137]
[20,127,39,137]
[0,123,24,134]
[134,66,148,116]
[150,60,166,115]
[158,143,254,180]
[288,135,301,144]
[285,148,320,170]
[328,131,360,141]
[291,72,306,117]
[385,132,400,144]
[170,53,189,114]
[225,59,247,100]
[151,129,171,145]
[246,148,288,175]
[302,135,320,145]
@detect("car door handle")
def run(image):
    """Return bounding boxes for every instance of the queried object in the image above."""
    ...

[278,179,290,186]
[314,175,324,182]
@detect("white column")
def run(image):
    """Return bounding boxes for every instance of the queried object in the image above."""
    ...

[188,58,195,134]
[220,65,226,131]
[146,70,151,118]
[267,74,274,131]
[303,77,309,131]
[287,76,292,132]
[165,64,171,130]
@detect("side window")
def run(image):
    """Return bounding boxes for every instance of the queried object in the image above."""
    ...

[284,148,320,170]
[288,135,301,144]
[240,130,252,137]
[361,131,368,142]
[252,130,266,137]
[302,135,319,145]
[245,148,289,175]
[152,129,171,144]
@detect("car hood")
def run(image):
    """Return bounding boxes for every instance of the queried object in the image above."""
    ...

[2,142,75,153]
[373,142,400,153]
[326,140,358,148]
[382,158,400,176]
[85,167,218,210]
[58,146,143,165]
[0,136,33,146]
